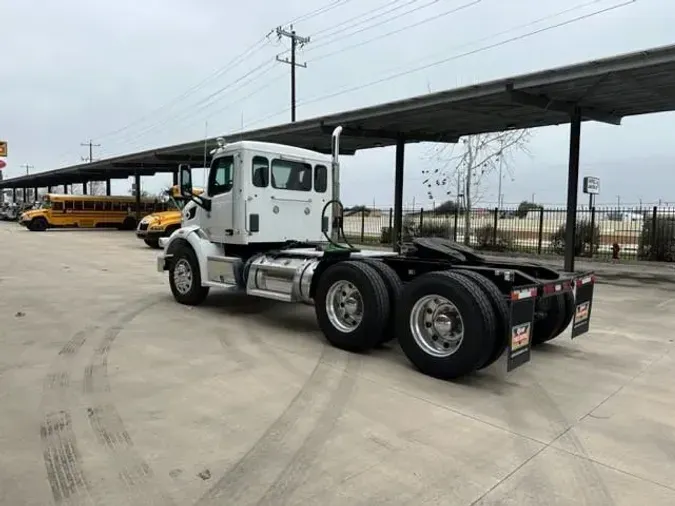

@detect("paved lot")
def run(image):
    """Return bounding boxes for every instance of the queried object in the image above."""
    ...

[1,221,674,506]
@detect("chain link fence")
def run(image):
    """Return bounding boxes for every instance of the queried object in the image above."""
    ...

[342,205,675,263]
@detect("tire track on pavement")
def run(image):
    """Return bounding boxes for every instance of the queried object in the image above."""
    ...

[195,346,359,506]
[255,353,360,505]
[40,302,142,506]
[82,296,175,506]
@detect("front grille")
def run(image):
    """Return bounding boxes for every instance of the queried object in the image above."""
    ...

[139,223,149,231]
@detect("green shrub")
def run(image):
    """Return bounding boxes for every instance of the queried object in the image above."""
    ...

[345,205,368,217]
[550,220,600,256]
[380,227,393,244]
[400,214,455,241]
[475,225,513,251]
[638,216,675,262]
[516,201,542,219]
[434,200,464,215]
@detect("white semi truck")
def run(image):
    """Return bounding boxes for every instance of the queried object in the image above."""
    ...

[156,127,595,380]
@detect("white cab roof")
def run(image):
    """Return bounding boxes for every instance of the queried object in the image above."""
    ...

[213,140,332,163]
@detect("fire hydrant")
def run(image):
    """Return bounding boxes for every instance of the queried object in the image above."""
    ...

[611,242,621,263]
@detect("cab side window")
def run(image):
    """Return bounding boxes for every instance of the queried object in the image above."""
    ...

[252,156,269,188]
[208,156,234,197]
[314,165,327,193]
[271,159,312,191]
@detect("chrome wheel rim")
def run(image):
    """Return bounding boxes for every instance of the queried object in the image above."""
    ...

[410,294,464,357]
[325,280,363,333]
[173,259,193,295]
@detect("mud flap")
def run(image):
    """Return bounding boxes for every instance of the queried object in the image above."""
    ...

[571,274,595,339]
[507,286,537,372]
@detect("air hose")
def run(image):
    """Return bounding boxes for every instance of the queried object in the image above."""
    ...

[321,199,358,251]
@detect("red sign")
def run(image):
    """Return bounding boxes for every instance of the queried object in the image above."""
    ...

[0,160,6,169]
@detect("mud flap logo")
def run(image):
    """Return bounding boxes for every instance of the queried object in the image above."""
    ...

[574,301,590,327]
[511,322,531,353]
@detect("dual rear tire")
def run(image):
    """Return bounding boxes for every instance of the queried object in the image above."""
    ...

[314,261,508,380]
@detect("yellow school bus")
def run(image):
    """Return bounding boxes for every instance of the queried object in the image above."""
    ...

[19,193,169,231]
[136,185,204,248]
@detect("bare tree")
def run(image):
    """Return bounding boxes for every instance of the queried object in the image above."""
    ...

[423,129,531,245]
[88,181,106,196]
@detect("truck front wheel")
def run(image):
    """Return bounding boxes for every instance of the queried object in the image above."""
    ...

[314,261,390,352]
[169,246,210,305]
[396,271,497,380]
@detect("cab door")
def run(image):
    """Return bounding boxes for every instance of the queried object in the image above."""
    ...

[202,154,235,243]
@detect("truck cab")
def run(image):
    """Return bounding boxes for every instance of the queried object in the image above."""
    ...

[184,139,334,249]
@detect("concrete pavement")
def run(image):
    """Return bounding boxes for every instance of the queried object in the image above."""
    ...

[1,222,674,505]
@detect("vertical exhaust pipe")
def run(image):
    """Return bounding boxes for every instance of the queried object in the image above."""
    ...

[330,126,342,241]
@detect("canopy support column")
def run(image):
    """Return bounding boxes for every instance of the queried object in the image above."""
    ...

[393,136,405,253]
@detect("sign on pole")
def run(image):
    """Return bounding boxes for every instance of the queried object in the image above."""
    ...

[583,176,600,209]
[0,141,6,157]
[583,176,600,194]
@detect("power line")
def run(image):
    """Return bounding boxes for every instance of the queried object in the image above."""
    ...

[93,0,355,143]
[307,0,482,63]
[114,0,629,150]
[307,0,441,53]
[286,0,356,26]
[119,68,287,151]
[92,38,270,142]
[309,0,409,38]
[244,0,635,129]
[275,26,311,122]
[111,61,279,148]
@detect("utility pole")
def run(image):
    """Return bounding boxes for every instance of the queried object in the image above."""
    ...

[20,164,35,202]
[81,139,101,195]
[275,25,310,122]
[80,139,100,163]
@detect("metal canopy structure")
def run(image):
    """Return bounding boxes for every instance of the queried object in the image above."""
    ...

[3,43,675,270]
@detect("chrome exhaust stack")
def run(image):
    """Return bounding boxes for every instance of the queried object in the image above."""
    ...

[330,126,343,241]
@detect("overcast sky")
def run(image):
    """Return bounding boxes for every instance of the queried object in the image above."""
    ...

[2,0,675,207]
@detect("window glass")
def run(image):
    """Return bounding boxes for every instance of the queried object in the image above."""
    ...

[252,156,269,188]
[83,201,95,210]
[271,159,312,191]
[73,200,83,211]
[208,156,234,196]
[314,165,328,193]
[52,201,63,211]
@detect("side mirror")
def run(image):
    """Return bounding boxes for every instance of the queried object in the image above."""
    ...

[178,164,193,198]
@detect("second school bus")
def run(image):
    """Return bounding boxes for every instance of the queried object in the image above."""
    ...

[19,193,169,231]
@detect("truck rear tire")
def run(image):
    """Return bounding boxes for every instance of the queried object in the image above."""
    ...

[314,260,390,352]
[358,259,402,345]
[532,293,568,345]
[533,292,575,345]
[453,269,510,369]
[169,245,210,306]
[396,271,497,380]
